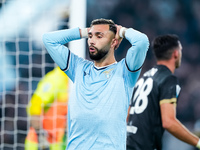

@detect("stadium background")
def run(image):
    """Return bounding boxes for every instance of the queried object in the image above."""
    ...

[1,0,200,149]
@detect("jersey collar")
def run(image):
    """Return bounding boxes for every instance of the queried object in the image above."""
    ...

[94,61,117,70]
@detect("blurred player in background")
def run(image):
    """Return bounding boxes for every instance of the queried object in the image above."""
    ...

[25,67,69,150]
[42,18,149,150]
[126,34,200,150]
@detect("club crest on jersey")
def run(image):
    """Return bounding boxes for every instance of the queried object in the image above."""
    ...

[103,68,114,79]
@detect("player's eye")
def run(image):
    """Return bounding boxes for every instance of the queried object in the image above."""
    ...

[88,35,92,38]
[97,36,102,38]
[95,32,103,39]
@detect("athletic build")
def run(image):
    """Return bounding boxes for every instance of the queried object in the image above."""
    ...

[43,19,149,150]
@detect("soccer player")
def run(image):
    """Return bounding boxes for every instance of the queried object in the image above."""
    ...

[25,67,69,150]
[126,34,200,150]
[42,18,149,150]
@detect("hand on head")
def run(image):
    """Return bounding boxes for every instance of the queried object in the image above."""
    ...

[115,25,123,50]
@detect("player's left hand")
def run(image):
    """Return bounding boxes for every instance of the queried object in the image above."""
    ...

[115,25,123,50]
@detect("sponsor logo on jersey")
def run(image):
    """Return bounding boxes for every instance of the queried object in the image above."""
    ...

[84,71,90,76]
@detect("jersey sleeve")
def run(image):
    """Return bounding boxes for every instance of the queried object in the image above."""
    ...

[125,28,149,71]
[123,28,149,87]
[159,75,181,105]
[42,27,84,82]
[64,52,87,82]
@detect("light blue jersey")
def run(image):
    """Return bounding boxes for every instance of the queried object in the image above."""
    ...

[43,27,149,150]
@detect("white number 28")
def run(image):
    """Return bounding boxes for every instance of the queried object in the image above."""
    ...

[129,77,153,115]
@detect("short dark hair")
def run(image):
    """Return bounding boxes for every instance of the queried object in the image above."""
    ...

[90,18,117,35]
[152,34,180,60]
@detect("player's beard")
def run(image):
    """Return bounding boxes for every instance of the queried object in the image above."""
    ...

[175,58,181,68]
[89,48,109,61]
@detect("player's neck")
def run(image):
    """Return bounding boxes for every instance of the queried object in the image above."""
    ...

[94,59,116,67]
[157,61,175,74]
[94,53,116,67]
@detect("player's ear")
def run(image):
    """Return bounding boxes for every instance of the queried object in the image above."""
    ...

[174,49,179,59]
[113,38,123,50]
[111,38,118,50]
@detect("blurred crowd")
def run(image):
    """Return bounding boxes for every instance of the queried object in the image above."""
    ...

[1,0,200,149]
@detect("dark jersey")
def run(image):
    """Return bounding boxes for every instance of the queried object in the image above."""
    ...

[126,65,181,150]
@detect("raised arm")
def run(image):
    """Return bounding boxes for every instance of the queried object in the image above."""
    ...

[42,27,81,70]
[117,26,149,71]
